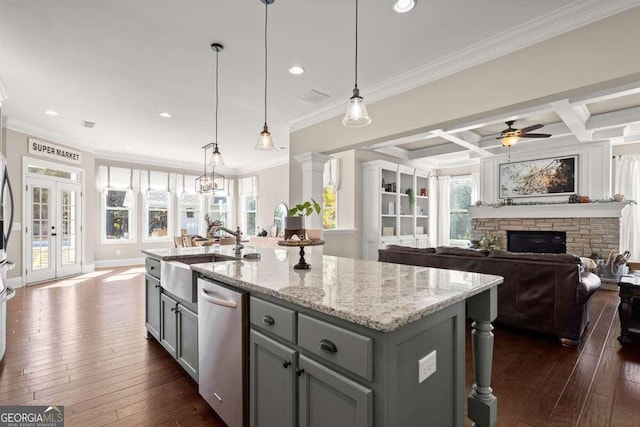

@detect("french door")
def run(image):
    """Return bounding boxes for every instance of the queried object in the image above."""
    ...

[25,177,82,283]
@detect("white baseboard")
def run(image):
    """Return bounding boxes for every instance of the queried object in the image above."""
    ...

[7,276,24,288]
[82,264,95,274]
[94,258,145,268]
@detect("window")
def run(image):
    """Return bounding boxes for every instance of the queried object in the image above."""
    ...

[103,189,135,243]
[449,176,472,242]
[242,195,257,236]
[179,193,202,236]
[323,185,337,230]
[144,190,171,241]
[209,193,229,226]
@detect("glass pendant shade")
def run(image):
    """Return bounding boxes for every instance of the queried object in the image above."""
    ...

[256,125,275,150]
[501,135,519,147]
[342,88,371,127]
[209,143,224,166]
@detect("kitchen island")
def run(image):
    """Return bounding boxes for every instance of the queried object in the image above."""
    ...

[143,245,502,427]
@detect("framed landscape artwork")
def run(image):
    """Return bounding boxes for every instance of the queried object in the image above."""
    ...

[499,155,577,198]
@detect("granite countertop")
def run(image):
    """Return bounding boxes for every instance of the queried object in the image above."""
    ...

[185,246,503,332]
[142,246,244,261]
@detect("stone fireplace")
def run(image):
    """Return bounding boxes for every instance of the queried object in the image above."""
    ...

[468,203,629,258]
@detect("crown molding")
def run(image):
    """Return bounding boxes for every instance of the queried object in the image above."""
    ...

[287,0,640,132]
[7,118,96,153]
[93,149,205,173]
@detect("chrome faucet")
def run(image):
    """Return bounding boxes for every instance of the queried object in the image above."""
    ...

[207,222,244,253]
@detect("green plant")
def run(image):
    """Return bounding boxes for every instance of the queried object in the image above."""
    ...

[288,198,321,216]
[405,188,415,207]
[479,234,501,250]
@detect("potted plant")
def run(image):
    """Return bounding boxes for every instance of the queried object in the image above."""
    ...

[285,198,322,240]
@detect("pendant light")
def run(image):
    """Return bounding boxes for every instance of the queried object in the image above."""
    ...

[196,43,225,193]
[210,43,225,166]
[256,0,276,150]
[342,0,371,127]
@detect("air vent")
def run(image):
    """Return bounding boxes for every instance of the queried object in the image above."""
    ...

[82,120,95,128]
[296,89,330,104]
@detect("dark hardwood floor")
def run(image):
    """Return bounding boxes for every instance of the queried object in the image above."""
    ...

[1,267,639,426]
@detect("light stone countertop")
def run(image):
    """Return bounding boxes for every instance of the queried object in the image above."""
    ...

[157,246,505,332]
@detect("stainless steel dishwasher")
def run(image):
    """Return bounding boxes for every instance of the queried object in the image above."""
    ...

[197,278,247,427]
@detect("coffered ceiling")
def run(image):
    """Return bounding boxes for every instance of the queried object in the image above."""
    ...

[1,0,638,172]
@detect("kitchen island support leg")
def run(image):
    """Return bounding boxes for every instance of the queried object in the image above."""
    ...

[466,287,498,427]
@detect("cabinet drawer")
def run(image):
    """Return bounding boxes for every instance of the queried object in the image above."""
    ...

[145,258,161,279]
[298,314,373,381]
[250,297,296,343]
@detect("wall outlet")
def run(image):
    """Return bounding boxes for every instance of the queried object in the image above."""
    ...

[116,249,121,256]
[418,350,436,383]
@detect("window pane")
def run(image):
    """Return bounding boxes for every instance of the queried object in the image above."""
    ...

[246,212,256,236]
[28,166,77,180]
[107,190,127,208]
[449,179,471,211]
[147,208,168,238]
[106,210,129,239]
[450,212,471,240]
[180,208,200,235]
[322,186,337,230]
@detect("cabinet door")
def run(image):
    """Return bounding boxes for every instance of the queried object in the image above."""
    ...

[298,355,373,427]
[160,293,178,359]
[250,330,296,427]
[177,304,198,382]
[145,274,161,340]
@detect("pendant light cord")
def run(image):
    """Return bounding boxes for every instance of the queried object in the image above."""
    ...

[354,0,358,89]
[264,0,268,127]
[215,48,219,147]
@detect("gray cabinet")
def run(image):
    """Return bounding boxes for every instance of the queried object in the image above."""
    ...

[145,274,161,340]
[249,296,373,427]
[250,330,296,427]
[177,304,198,381]
[160,292,199,382]
[298,355,373,427]
[160,293,178,358]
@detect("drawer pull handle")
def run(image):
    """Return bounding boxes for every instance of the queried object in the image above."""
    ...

[282,360,291,369]
[319,339,337,354]
[262,315,275,326]
[296,368,305,376]
[155,283,160,288]
[150,266,155,270]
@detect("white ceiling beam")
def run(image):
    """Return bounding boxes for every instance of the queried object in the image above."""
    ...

[408,143,466,159]
[444,105,557,134]
[550,99,592,142]
[452,130,481,143]
[366,130,440,150]
[586,105,640,130]
[431,129,493,157]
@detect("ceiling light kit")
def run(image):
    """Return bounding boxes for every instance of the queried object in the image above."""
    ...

[498,120,551,147]
[256,0,276,150]
[196,43,226,193]
[342,0,371,127]
[393,0,415,14]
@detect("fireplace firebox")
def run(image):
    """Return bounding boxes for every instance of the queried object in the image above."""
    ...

[507,230,567,254]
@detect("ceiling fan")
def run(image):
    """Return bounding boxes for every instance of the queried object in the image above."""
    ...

[498,120,551,147]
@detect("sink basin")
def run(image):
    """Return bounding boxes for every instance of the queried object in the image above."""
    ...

[160,255,239,302]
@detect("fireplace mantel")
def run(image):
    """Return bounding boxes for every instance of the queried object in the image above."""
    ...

[469,202,629,219]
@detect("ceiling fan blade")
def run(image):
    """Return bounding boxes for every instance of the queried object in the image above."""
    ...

[519,124,544,133]
[521,133,551,138]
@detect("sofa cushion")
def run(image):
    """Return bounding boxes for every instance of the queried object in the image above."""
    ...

[385,245,436,254]
[435,246,489,257]
[488,249,580,264]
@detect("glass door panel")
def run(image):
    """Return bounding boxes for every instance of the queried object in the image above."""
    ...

[56,183,82,277]
[27,178,55,283]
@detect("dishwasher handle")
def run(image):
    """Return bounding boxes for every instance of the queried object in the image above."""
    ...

[200,288,238,309]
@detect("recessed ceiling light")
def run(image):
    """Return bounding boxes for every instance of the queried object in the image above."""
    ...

[159,112,172,118]
[288,66,305,75]
[125,145,133,149]
[393,0,415,13]
[45,110,59,116]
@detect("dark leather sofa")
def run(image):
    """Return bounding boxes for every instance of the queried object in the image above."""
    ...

[378,246,602,346]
